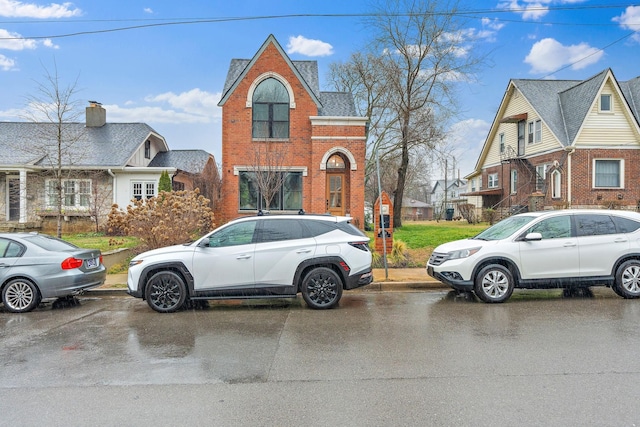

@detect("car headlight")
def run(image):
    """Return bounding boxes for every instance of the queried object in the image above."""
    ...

[447,247,481,260]
[129,259,143,267]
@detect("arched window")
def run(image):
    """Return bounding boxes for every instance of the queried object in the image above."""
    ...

[326,154,346,169]
[252,78,289,139]
[551,170,561,198]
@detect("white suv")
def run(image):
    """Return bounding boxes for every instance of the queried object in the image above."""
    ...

[427,209,640,303]
[128,214,372,312]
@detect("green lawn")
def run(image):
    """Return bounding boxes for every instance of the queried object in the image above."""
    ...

[63,232,140,252]
[392,221,488,249]
[368,220,491,267]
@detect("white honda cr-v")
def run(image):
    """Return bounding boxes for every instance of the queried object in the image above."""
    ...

[427,209,640,303]
[128,214,372,312]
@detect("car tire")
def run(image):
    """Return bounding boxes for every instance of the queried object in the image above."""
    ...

[614,260,640,299]
[474,264,514,303]
[301,267,343,309]
[2,278,40,313]
[145,271,187,313]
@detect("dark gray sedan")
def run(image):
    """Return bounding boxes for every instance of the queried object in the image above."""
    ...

[0,232,106,313]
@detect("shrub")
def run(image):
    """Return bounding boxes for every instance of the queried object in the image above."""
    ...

[158,170,172,193]
[106,189,215,251]
[483,208,498,225]
[458,203,477,224]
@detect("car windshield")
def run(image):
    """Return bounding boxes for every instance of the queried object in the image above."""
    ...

[22,234,78,251]
[473,215,536,241]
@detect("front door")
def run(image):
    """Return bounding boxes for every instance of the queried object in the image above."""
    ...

[327,174,344,216]
[7,177,20,221]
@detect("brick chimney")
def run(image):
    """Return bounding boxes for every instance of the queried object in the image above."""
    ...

[86,101,106,127]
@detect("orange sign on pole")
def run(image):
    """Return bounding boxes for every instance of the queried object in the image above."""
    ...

[374,191,393,255]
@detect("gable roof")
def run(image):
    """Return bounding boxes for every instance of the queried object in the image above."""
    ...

[0,122,166,168]
[468,68,640,178]
[511,68,639,147]
[218,35,321,108]
[218,35,356,117]
[432,178,467,193]
[149,149,214,174]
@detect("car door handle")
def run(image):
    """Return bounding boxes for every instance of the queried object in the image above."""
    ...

[236,254,252,260]
[296,249,312,254]
[563,242,576,247]
[614,238,627,243]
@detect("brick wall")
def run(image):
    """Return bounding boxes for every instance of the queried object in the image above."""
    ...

[220,41,366,228]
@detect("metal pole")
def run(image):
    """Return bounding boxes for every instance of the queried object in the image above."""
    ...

[375,148,388,279]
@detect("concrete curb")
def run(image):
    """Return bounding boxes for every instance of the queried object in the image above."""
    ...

[87,280,448,297]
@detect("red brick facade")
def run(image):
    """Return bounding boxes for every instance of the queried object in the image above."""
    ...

[218,36,367,228]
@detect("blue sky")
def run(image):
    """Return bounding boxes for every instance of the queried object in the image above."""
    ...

[1,0,639,177]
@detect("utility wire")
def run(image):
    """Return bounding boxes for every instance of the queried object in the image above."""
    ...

[0,3,637,40]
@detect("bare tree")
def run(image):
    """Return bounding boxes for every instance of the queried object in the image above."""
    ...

[248,141,288,212]
[329,0,483,227]
[19,63,85,237]
[87,171,113,233]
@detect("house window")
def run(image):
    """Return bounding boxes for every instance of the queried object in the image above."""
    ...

[594,159,623,188]
[551,170,561,198]
[471,178,477,192]
[527,120,541,144]
[600,94,612,113]
[499,133,504,153]
[326,154,346,169]
[535,164,549,191]
[239,171,302,211]
[252,78,290,139]
[144,140,151,159]
[46,179,91,209]
[510,170,518,194]
[132,181,156,200]
[488,173,498,189]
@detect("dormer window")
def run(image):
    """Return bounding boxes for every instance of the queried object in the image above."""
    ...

[144,140,151,159]
[600,94,612,113]
[252,78,289,139]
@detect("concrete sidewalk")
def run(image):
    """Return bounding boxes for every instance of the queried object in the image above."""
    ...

[92,267,445,295]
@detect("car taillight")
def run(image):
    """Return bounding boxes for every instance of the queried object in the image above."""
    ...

[61,257,84,270]
[100,255,103,265]
[348,241,370,252]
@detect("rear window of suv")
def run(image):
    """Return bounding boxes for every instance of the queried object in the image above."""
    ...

[612,215,640,233]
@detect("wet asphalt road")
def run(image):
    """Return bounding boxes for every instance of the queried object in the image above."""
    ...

[1,289,640,426]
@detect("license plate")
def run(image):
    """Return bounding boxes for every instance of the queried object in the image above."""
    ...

[85,258,98,269]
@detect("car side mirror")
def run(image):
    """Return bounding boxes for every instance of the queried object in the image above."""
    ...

[524,232,543,241]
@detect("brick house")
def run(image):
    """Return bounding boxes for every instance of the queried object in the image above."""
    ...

[217,35,368,228]
[464,68,640,215]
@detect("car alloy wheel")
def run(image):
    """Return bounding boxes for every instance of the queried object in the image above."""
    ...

[145,271,187,313]
[301,267,343,309]
[615,260,640,299]
[2,279,40,313]
[474,264,514,303]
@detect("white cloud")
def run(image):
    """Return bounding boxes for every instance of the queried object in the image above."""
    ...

[0,29,58,51]
[524,37,603,74]
[499,0,549,21]
[0,0,81,18]
[0,53,15,70]
[103,89,222,124]
[613,6,640,43]
[0,29,36,50]
[286,35,333,57]
[145,88,221,118]
[143,8,153,14]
